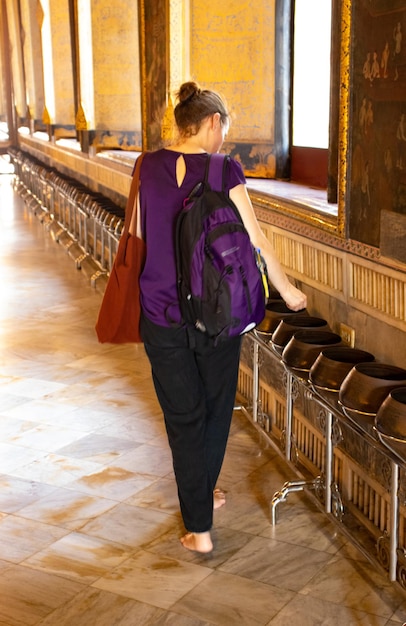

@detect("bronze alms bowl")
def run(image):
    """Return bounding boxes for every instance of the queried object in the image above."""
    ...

[339,363,406,417]
[272,316,329,354]
[282,330,343,373]
[309,346,375,393]
[375,387,406,461]
[255,301,308,339]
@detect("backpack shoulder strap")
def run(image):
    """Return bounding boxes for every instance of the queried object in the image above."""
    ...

[206,153,229,192]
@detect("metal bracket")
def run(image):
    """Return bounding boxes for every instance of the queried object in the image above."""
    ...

[271,479,316,525]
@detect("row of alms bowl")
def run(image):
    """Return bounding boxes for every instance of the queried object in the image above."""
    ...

[254,301,406,462]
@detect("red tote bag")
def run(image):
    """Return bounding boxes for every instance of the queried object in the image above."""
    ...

[95,153,146,343]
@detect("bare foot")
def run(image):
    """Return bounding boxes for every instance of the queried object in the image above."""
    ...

[180,531,213,553]
[213,488,226,510]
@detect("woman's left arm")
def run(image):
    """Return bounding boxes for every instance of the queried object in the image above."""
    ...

[230,184,307,312]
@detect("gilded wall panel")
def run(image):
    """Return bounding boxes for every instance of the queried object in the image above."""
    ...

[0,3,5,119]
[48,0,75,125]
[91,0,141,142]
[190,0,275,177]
[169,0,188,93]
[6,0,26,119]
[19,0,45,122]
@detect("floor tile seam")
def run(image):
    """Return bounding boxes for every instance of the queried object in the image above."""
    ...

[268,593,389,625]
[319,548,406,594]
[16,531,144,579]
[0,472,60,487]
[74,525,173,555]
[0,502,75,525]
[0,396,38,412]
[4,459,108,484]
[245,588,298,626]
[7,448,161,473]
[32,594,168,626]
[256,529,347,557]
[55,484,164,503]
[20,501,180,544]
[51,444,145,462]
[0,558,91,590]
[76,499,180,524]
[251,533,345,558]
[140,560,217,617]
[85,547,215,605]
[213,555,401,621]
[0,429,101,451]
[169,567,297,623]
[0,574,94,626]
[214,542,336,591]
[0,507,142,552]
[0,493,124,529]
[293,556,406,617]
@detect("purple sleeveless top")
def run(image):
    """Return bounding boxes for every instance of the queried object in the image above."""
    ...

[138,148,246,327]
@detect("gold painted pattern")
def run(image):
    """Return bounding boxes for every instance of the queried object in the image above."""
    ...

[337,0,351,238]
[190,0,275,143]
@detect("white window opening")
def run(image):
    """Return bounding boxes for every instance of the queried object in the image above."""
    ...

[293,0,332,149]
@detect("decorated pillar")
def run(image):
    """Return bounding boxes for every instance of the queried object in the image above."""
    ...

[138,0,169,150]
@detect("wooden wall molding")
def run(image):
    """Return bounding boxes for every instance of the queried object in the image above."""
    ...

[258,219,406,334]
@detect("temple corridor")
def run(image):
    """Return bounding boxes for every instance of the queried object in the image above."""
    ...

[0,165,405,625]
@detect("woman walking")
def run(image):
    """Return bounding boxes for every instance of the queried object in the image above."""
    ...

[138,81,307,553]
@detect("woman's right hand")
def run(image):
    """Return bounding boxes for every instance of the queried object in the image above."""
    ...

[280,283,307,312]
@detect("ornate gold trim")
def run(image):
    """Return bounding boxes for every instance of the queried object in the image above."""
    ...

[138,0,147,150]
[42,106,51,124]
[337,0,351,238]
[75,103,88,131]
[249,191,338,234]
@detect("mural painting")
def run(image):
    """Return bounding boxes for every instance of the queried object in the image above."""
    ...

[350,0,406,248]
[190,0,276,178]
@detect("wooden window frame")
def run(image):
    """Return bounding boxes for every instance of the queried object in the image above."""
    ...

[275,0,340,203]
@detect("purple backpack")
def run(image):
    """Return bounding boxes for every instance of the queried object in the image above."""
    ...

[175,153,268,342]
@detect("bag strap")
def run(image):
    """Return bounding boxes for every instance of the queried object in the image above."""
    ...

[124,152,146,236]
[205,153,229,192]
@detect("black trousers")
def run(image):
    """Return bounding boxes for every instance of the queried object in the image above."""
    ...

[141,315,242,532]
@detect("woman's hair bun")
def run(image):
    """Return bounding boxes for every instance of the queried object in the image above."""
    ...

[177,81,201,104]
[173,80,228,135]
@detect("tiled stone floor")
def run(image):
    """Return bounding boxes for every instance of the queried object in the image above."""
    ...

[0,169,405,625]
